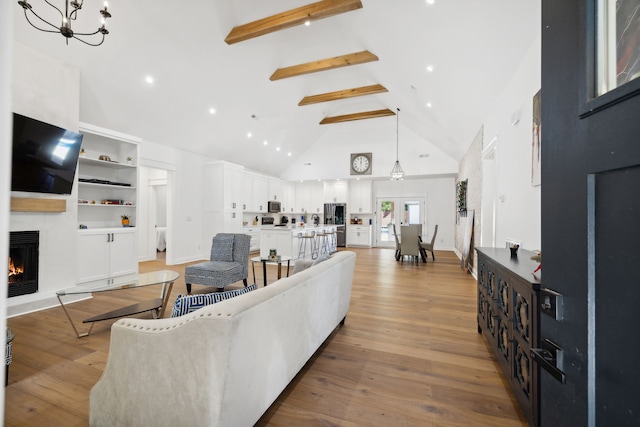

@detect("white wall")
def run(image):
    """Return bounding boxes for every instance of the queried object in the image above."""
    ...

[373,177,456,250]
[1,0,13,404]
[281,119,459,181]
[483,34,542,250]
[139,141,206,265]
[8,43,81,315]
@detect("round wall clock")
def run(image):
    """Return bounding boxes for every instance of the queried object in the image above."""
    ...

[350,152,372,175]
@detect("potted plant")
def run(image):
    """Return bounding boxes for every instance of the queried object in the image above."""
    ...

[126,156,133,165]
[121,215,130,227]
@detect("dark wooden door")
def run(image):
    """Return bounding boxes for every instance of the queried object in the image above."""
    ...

[540,0,640,425]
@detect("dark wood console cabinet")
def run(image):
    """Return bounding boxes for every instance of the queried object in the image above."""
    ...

[476,247,541,426]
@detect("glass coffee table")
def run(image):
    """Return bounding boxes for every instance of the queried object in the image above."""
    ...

[56,270,179,338]
[251,256,292,287]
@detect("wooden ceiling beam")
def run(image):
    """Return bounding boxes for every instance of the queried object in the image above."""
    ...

[320,108,395,125]
[299,84,388,106]
[270,50,378,81]
[224,0,363,45]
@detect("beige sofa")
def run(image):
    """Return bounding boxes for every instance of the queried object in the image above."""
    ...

[90,251,356,427]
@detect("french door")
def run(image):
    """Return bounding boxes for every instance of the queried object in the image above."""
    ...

[375,197,425,248]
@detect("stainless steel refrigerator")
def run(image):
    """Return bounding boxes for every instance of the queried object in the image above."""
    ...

[324,203,346,247]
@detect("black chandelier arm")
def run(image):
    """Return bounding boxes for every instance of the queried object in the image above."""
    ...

[72,28,101,37]
[23,9,61,33]
[43,0,64,19]
[72,33,105,47]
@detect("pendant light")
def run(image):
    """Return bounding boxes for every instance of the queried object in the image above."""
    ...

[390,107,405,180]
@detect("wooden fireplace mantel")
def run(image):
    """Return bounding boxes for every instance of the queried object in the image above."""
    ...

[10,197,67,213]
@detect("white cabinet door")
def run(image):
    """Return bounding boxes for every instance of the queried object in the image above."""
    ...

[242,172,253,211]
[295,182,311,213]
[268,178,282,202]
[282,181,295,213]
[77,232,111,282]
[223,166,244,210]
[252,175,268,213]
[347,225,372,247]
[308,181,324,214]
[349,180,372,214]
[324,181,348,203]
[109,231,137,277]
[77,230,137,283]
[223,211,243,233]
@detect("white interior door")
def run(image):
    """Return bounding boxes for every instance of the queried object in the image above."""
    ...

[375,197,425,248]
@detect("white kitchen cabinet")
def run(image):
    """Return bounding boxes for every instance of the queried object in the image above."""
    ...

[242,172,252,211]
[347,225,372,247]
[324,181,348,203]
[295,182,310,213]
[76,228,137,283]
[252,175,268,213]
[348,180,373,214]
[296,181,323,214]
[308,181,324,214]
[204,162,244,212]
[282,181,295,213]
[260,230,293,258]
[268,178,282,202]
[244,227,261,252]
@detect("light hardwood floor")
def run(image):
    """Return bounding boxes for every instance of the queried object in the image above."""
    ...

[4,248,526,426]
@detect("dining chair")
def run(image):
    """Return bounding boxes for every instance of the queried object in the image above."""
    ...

[399,226,421,264]
[391,224,401,261]
[420,224,438,261]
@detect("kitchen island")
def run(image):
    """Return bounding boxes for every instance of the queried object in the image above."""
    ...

[260,225,338,261]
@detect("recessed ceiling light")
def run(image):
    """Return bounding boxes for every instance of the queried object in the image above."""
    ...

[263,140,268,145]
[304,20,311,26]
[209,108,216,115]
[287,152,292,156]
[247,132,252,138]
[426,0,435,5]
[426,65,434,72]
[276,147,281,152]
[145,75,154,84]
[426,102,432,108]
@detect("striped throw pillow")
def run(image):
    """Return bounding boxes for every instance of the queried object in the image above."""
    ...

[170,284,257,317]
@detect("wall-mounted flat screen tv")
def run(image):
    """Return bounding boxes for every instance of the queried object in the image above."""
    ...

[11,113,83,195]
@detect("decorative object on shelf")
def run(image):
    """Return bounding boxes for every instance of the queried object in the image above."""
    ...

[126,157,133,165]
[456,179,468,216]
[390,107,405,180]
[98,155,112,162]
[510,243,520,258]
[80,148,86,156]
[350,152,372,175]
[17,0,112,46]
[79,224,87,229]
[121,215,130,227]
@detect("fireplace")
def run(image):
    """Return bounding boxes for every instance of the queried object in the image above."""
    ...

[8,231,39,298]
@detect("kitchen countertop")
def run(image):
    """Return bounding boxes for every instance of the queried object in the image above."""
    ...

[255,225,339,232]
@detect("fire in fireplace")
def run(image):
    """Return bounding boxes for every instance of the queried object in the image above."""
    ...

[8,231,39,298]
[8,252,25,283]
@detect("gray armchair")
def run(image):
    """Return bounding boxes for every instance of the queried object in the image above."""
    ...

[185,233,251,294]
[420,224,438,261]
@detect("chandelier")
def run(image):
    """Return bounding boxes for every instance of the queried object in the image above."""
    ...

[390,107,405,180]
[17,0,112,46]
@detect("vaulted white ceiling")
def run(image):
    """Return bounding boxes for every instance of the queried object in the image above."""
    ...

[12,0,540,178]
